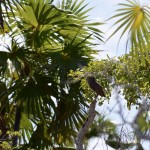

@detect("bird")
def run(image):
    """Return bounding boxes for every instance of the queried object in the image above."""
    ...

[86,76,105,97]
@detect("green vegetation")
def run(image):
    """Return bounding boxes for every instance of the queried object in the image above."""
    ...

[0,0,149,149]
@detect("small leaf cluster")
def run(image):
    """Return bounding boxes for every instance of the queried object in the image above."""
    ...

[0,130,21,150]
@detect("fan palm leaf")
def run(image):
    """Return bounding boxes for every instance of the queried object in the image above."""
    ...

[0,0,104,149]
[109,0,150,68]
[57,0,103,42]
[4,0,103,53]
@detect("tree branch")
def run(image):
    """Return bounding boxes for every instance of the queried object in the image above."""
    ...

[75,75,105,150]
[75,99,97,150]
[132,100,150,141]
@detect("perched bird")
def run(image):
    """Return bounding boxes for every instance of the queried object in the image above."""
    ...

[86,76,105,97]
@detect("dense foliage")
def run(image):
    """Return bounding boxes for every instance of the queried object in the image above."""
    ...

[0,0,150,149]
[70,52,150,149]
[71,53,150,107]
[0,0,103,149]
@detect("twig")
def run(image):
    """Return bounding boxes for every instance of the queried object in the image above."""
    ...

[132,100,150,141]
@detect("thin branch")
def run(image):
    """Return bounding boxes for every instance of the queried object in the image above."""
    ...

[132,100,150,141]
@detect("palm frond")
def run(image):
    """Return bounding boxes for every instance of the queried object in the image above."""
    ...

[108,0,150,68]
[0,0,105,149]
[57,0,104,43]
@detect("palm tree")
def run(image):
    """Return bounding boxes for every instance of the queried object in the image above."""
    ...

[1,0,149,149]
[0,0,103,149]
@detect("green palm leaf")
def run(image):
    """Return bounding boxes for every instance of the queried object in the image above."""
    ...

[57,0,103,42]
[109,0,150,68]
[0,0,104,149]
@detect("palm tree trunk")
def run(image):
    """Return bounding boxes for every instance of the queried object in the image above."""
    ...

[12,104,21,150]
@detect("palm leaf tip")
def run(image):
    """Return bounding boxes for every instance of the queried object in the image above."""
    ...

[131,7,145,31]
